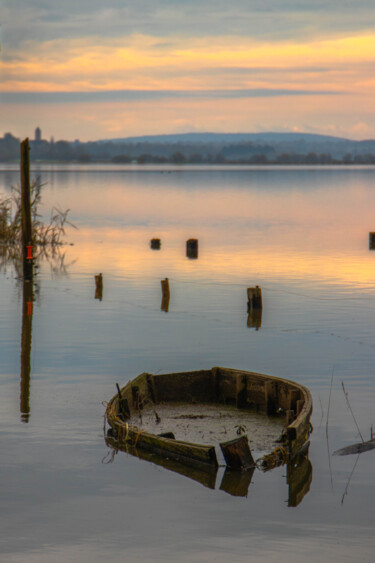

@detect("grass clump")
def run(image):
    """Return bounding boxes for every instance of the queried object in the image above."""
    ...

[0,179,76,275]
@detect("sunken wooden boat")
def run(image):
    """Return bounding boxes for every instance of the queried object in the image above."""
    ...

[105,367,313,472]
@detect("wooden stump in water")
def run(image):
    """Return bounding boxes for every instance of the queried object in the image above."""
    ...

[186,239,198,259]
[95,273,103,301]
[247,286,262,311]
[220,435,255,470]
[161,278,170,312]
[150,238,161,250]
[369,233,375,250]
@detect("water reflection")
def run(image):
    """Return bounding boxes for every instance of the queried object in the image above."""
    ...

[6,248,72,422]
[95,273,103,301]
[247,308,262,330]
[105,433,312,505]
[20,274,34,423]
[287,442,313,507]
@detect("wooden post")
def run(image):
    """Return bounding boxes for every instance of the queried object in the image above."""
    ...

[186,238,198,259]
[220,435,255,470]
[20,139,33,280]
[150,238,161,250]
[95,273,103,300]
[369,233,375,250]
[247,286,262,311]
[161,277,170,312]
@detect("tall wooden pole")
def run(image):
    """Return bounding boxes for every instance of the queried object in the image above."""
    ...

[19,138,34,420]
[20,138,33,280]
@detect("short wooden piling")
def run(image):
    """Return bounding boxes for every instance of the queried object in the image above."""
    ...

[247,286,262,311]
[220,435,255,470]
[150,238,161,250]
[161,278,170,312]
[369,233,375,250]
[95,273,103,300]
[186,238,198,259]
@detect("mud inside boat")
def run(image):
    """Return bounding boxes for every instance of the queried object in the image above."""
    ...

[127,402,285,459]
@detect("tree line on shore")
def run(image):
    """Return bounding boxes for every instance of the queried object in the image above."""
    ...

[1,131,375,165]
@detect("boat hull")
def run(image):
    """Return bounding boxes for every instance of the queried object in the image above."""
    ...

[105,367,313,469]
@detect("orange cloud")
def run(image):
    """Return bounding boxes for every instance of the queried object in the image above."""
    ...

[1,33,374,93]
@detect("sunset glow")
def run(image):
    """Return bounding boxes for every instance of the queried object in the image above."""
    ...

[1,1,374,140]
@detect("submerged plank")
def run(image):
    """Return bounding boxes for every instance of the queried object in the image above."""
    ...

[333,439,375,456]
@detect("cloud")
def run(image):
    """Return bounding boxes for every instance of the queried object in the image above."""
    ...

[0,88,343,105]
[1,0,375,50]
[1,1,374,140]
[1,33,373,95]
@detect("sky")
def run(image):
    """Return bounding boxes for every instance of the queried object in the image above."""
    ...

[0,0,374,142]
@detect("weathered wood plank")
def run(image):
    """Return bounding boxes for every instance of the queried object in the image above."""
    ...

[220,435,255,470]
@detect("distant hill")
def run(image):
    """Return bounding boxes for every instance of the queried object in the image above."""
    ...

[95,131,375,162]
[104,132,351,145]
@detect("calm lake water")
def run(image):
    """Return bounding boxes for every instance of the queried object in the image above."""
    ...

[0,164,375,562]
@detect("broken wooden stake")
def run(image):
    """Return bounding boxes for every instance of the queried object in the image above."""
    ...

[150,238,161,250]
[186,238,198,259]
[161,278,170,312]
[220,435,255,470]
[247,286,262,311]
[95,273,103,301]
[116,383,130,419]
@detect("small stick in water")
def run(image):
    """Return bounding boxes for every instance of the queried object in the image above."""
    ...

[341,381,364,443]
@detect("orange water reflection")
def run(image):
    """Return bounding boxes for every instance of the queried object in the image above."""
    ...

[37,168,375,289]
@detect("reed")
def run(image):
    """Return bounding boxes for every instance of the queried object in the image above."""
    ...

[0,179,76,271]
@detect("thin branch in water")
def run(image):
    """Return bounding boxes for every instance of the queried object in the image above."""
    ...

[341,454,360,505]
[326,366,335,494]
[326,366,334,436]
[318,393,324,429]
[341,381,364,443]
